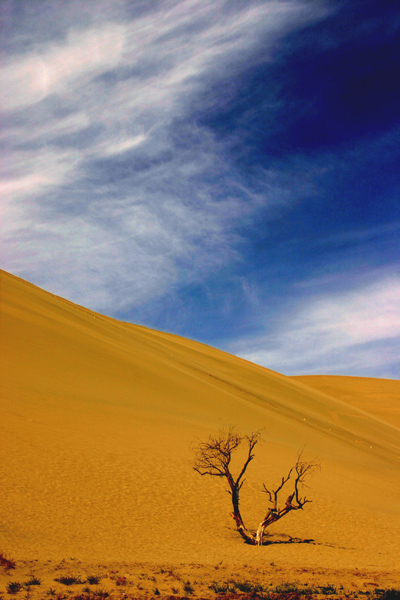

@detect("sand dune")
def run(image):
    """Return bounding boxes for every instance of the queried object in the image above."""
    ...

[292,375,400,430]
[1,269,399,574]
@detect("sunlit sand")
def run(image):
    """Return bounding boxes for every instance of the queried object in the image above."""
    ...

[1,269,399,597]
[292,375,400,430]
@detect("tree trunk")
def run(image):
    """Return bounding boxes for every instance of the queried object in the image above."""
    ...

[255,522,266,546]
[255,510,275,545]
[230,486,256,545]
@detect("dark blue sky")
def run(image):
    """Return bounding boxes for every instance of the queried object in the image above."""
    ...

[1,0,399,376]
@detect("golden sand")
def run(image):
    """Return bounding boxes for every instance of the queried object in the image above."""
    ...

[292,375,400,429]
[1,269,399,594]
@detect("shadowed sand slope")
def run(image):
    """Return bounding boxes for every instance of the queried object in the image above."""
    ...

[1,270,399,569]
[292,375,400,429]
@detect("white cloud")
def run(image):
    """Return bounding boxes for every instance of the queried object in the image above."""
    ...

[302,279,400,344]
[101,134,147,156]
[0,24,126,111]
[0,0,327,312]
[231,274,400,376]
[0,146,81,244]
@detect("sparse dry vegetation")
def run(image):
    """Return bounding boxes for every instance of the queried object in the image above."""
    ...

[0,559,399,599]
[24,576,41,586]
[0,554,16,572]
[86,575,101,585]
[54,576,83,586]
[6,581,22,594]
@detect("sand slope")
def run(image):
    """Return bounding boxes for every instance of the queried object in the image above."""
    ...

[1,269,399,570]
[292,375,400,430]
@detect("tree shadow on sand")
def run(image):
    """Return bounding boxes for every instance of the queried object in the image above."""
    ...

[254,532,353,550]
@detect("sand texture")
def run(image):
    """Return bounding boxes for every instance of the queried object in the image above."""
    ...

[292,375,400,430]
[1,269,400,594]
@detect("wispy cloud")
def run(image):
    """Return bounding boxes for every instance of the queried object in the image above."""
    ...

[102,134,147,157]
[0,24,126,111]
[0,0,324,311]
[231,272,400,377]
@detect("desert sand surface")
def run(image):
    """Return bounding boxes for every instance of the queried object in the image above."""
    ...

[292,375,400,430]
[1,269,399,598]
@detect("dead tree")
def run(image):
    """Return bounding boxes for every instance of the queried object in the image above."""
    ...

[192,427,319,546]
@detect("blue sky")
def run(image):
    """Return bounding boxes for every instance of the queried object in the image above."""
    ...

[1,0,399,377]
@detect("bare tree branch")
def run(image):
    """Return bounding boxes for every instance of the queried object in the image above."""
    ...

[235,432,259,488]
[192,427,320,546]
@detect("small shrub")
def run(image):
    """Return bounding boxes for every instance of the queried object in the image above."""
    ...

[209,581,229,594]
[54,576,82,586]
[0,554,16,571]
[24,577,41,586]
[235,581,264,593]
[183,581,194,594]
[92,590,109,598]
[86,576,100,585]
[46,589,56,597]
[210,581,244,594]
[163,567,179,579]
[6,581,22,594]
[319,584,337,595]
[115,576,127,586]
[275,582,300,593]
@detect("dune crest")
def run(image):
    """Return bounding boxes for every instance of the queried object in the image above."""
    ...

[1,269,399,569]
[292,375,400,430]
